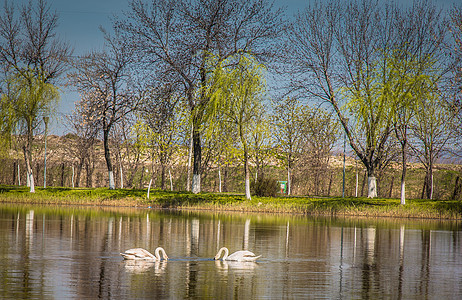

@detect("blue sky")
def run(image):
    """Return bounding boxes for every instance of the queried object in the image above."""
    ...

[13,0,458,134]
[45,0,307,134]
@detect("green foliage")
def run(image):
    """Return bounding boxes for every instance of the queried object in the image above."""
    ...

[1,185,461,219]
[0,70,60,135]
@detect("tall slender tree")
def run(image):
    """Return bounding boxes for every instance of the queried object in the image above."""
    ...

[69,30,142,189]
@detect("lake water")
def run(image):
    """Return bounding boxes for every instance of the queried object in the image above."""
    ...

[0,203,461,299]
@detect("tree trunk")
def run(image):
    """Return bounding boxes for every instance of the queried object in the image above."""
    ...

[161,164,166,190]
[367,176,377,198]
[23,143,35,193]
[103,128,115,189]
[218,168,222,193]
[186,125,193,191]
[61,163,65,187]
[389,176,394,198]
[244,147,251,200]
[75,158,84,188]
[191,124,201,194]
[13,161,17,185]
[223,165,228,193]
[452,176,461,200]
[400,145,407,205]
[327,172,333,196]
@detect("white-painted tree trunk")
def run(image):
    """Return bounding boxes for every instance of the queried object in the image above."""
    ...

[192,174,200,194]
[147,178,152,199]
[169,169,173,191]
[120,166,124,189]
[72,165,75,188]
[29,171,35,193]
[186,125,193,191]
[430,174,434,200]
[400,180,406,205]
[287,168,291,196]
[108,171,115,190]
[245,176,251,200]
[218,169,222,193]
[367,176,377,198]
[17,164,21,186]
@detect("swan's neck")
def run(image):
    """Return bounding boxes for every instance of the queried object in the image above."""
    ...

[222,247,229,260]
[155,247,164,260]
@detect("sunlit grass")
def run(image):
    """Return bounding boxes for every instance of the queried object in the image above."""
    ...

[0,185,460,219]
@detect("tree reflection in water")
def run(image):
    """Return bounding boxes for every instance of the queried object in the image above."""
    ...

[0,204,460,299]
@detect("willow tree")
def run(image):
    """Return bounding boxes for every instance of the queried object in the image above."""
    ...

[210,54,266,200]
[0,71,59,192]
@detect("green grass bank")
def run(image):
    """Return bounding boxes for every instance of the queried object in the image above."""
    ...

[0,185,461,220]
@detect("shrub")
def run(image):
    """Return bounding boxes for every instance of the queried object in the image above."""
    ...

[252,176,279,197]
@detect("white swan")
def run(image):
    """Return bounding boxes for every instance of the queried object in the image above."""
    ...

[214,247,261,262]
[120,247,168,261]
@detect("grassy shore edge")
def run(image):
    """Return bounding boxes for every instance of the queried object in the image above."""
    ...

[0,185,461,220]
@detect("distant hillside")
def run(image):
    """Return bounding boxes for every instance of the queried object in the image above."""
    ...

[1,134,461,200]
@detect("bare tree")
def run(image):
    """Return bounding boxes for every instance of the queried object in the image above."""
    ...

[301,107,338,196]
[140,84,184,190]
[410,90,458,199]
[115,0,284,193]
[271,97,308,196]
[64,110,98,188]
[68,30,143,189]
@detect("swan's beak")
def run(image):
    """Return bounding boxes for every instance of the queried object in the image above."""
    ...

[165,255,169,260]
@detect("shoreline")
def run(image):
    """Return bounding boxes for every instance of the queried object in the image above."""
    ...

[0,185,461,220]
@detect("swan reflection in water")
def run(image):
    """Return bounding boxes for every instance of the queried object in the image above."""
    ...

[214,259,259,276]
[214,247,261,262]
[123,260,168,275]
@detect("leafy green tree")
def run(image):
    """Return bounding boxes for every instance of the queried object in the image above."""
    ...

[0,71,59,192]
[211,54,266,199]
